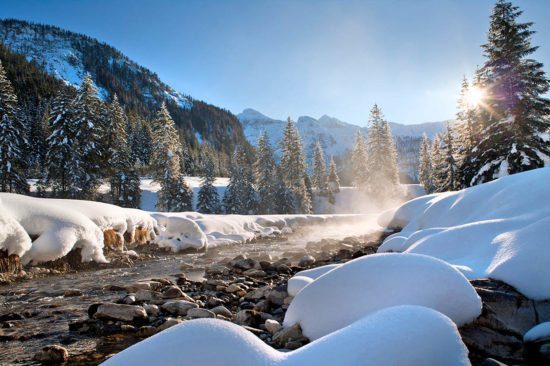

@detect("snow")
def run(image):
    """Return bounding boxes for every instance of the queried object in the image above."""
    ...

[283,253,481,340]
[0,197,32,257]
[524,322,550,342]
[287,264,340,296]
[0,193,107,264]
[102,305,470,366]
[151,213,208,251]
[378,168,550,300]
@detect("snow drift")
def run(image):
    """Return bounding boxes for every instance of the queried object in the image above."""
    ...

[283,253,481,340]
[378,168,550,299]
[102,306,471,366]
[0,197,32,257]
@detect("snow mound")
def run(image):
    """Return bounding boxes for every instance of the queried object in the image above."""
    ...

[151,213,208,251]
[102,306,470,366]
[378,168,550,299]
[0,197,32,257]
[287,264,340,296]
[284,253,481,340]
[524,322,550,342]
[0,193,107,264]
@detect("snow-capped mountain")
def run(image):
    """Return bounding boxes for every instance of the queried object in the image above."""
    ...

[238,108,449,155]
[0,19,250,160]
[237,108,450,182]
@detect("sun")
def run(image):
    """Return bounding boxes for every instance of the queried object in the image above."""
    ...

[465,86,485,107]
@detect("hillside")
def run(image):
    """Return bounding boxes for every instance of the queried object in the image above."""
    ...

[0,19,251,163]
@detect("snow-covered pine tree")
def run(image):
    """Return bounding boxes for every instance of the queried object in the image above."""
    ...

[418,134,434,193]
[365,104,399,197]
[197,147,220,214]
[312,141,329,196]
[274,167,295,214]
[253,131,278,214]
[106,95,141,208]
[279,117,311,214]
[71,73,103,198]
[351,130,368,190]
[42,88,76,196]
[223,146,257,214]
[327,156,340,194]
[128,113,152,173]
[455,78,478,165]
[465,0,550,186]
[0,60,28,193]
[430,133,444,192]
[438,125,459,192]
[151,103,192,212]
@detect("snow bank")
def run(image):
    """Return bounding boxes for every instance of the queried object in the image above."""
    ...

[378,168,550,299]
[103,306,470,366]
[151,213,207,251]
[0,197,32,257]
[0,193,107,264]
[287,264,340,296]
[284,253,481,340]
[524,322,550,342]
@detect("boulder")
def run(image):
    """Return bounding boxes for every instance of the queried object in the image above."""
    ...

[94,303,147,322]
[187,308,216,319]
[34,345,69,363]
[161,300,198,316]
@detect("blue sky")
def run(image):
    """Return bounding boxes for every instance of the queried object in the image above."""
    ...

[2,0,549,125]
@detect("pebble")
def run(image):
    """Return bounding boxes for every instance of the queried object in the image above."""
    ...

[157,318,183,331]
[298,255,316,267]
[210,305,233,318]
[265,319,282,334]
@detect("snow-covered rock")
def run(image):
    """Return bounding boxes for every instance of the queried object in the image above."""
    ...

[287,264,340,296]
[102,306,471,366]
[378,168,550,299]
[0,197,32,257]
[283,253,481,340]
[151,213,208,251]
[0,193,107,264]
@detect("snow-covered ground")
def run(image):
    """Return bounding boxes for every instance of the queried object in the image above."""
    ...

[378,167,550,299]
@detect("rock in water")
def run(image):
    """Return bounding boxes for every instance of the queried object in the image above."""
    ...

[34,345,69,363]
[94,303,148,322]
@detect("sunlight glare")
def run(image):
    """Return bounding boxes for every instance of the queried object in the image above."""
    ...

[465,86,485,107]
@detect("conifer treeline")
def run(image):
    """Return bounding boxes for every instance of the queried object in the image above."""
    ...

[418,0,549,194]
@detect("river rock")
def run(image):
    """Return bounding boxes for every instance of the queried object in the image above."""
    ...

[267,285,288,306]
[232,258,261,271]
[34,345,69,363]
[94,303,147,322]
[187,308,216,319]
[226,283,244,293]
[243,269,267,277]
[244,286,272,300]
[272,323,304,346]
[265,319,281,334]
[136,326,157,337]
[136,289,161,302]
[142,304,160,316]
[161,300,198,316]
[235,310,262,327]
[162,286,186,299]
[210,306,233,318]
[298,255,315,267]
[157,318,183,331]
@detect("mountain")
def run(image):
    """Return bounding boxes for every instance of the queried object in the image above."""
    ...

[0,19,251,164]
[237,108,451,183]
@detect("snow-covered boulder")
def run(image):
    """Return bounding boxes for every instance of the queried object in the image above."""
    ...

[284,253,481,340]
[0,197,32,257]
[151,213,208,251]
[0,193,107,264]
[378,168,550,299]
[524,322,550,343]
[102,306,471,366]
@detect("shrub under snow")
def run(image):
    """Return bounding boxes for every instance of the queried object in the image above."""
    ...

[283,253,481,340]
[378,168,550,299]
[102,306,471,366]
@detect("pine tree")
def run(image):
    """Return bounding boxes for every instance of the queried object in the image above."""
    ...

[431,134,444,192]
[418,134,434,193]
[0,60,28,193]
[43,88,76,196]
[274,168,296,214]
[151,103,191,211]
[465,0,550,186]
[312,141,329,196]
[365,104,399,197]
[197,147,220,214]
[279,117,311,214]
[253,131,278,214]
[106,95,141,208]
[439,125,459,191]
[327,156,340,194]
[351,130,368,189]
[71,73,103,198]
[223,146,257,214]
